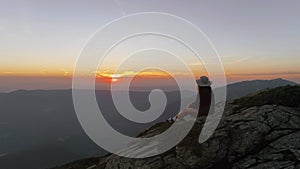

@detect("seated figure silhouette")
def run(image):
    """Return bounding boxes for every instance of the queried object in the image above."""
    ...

[119,76,215,157]
[169,76,214,122]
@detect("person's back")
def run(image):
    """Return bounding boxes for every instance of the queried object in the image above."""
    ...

[198,86,212,116]
[185,77,214,144]
[168,76,214,121]
[189,81,213,117]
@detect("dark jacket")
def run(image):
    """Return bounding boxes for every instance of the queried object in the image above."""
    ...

[189,86,213,117]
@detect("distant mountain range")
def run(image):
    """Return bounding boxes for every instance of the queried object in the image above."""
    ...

[0,90,187,169]
[216,78,297,100]
[0,78,297,169]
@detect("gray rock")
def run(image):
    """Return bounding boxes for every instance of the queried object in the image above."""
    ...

[54,102,300,169]
[95,104,300,169]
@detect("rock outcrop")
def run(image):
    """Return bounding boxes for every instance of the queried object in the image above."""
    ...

[53,85,300,169]
[95,105,299,169]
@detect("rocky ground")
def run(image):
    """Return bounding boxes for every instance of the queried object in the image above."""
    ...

[52,85,300,169]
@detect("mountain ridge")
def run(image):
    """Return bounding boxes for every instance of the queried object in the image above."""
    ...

[215,78,297,100]
[51,85,300,169]
[1,78,297,94]
[0,78,298,169]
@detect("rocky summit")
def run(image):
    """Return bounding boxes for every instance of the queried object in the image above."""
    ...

[52,85,300,169]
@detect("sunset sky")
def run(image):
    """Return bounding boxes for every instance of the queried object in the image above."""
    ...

[0,0,299,92]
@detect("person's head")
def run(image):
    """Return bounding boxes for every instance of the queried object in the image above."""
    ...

[196,76,212,87]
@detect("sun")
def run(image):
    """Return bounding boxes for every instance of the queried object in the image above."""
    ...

[111,78,118,82]
[96,73,121,83]
[109,74,120,83]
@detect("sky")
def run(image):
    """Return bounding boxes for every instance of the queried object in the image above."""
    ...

[0,0,300,92]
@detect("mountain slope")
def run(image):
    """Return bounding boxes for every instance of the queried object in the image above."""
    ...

[232,85,300,108]
[216,78,297,101]
[0,79,298,169]
[53,85,300,169]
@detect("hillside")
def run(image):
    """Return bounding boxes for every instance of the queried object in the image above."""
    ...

[215,78,297,101]
[232,85,300,108]
[0,79,298,169]
[53,85,300,169]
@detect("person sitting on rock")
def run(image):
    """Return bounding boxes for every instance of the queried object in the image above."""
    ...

[168,76,214,122]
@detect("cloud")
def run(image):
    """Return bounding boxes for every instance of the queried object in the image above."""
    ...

[223,57,251,65]
[231,71,300,76]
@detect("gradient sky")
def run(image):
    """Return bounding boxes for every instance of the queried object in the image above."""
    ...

[0,0,299,91]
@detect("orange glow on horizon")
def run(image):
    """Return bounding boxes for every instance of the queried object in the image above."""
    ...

[1,70,299,84]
